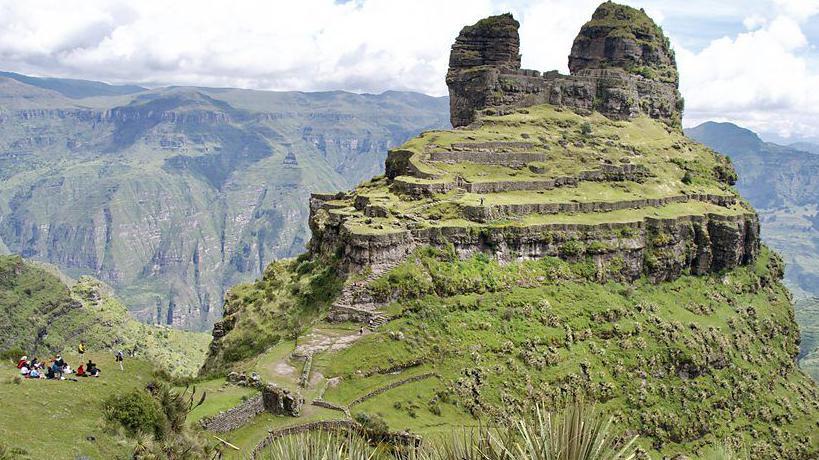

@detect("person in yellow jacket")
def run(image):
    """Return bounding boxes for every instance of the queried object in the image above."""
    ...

[77,341,86,356]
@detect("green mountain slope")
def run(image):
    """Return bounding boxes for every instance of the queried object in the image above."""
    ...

[0,78,449,330]
[198,4,819,458]
[686,122,819,379]
[0,255,209,377]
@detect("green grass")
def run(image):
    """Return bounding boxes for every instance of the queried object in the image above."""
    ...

[0,352,154,459]
[211,245,819,458]
[185,378,258,422]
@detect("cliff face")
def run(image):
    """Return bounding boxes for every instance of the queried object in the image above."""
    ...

[447,4,682,128]
[0,82,449,330]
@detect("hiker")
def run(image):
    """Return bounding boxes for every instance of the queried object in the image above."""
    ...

[16,356,28,369]
[19,363,30,377]
[45,365,55,380]
[480,196,485,206]
[76,364,86,377]
[29,368,41,379]
[30,357,41,370]
[359,327,364,335]
[50,360,63,380]
[87,360,100,377]
[115,350,124,371]
[54,355,66,369]
[77,341,86,356]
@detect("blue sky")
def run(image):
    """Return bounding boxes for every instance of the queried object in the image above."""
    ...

[0,0,817,141]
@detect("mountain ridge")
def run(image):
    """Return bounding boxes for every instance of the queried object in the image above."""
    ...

[0,74,449,330]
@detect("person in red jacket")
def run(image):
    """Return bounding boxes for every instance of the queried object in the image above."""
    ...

[76,364,86,377]
[16,355,28,369]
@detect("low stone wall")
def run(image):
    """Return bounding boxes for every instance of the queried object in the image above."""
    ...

[389,162,651,196]
[200,394,264,433]
[312,399,350,415]
[451,141,535,151]
[385,149,441,180]
[391,177,456,196]
[428,150,546,165]
[349,373,438,407]
[299,354,312,388]
[463,194,736,222]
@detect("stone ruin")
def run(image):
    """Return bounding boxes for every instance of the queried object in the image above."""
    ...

[262,384,304,417]
[446,4,682,128]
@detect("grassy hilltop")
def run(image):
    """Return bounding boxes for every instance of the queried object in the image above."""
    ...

[200,103,819,459]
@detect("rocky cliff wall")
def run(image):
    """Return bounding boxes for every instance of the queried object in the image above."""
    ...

[309,193,759,284]
[446,4,682,128]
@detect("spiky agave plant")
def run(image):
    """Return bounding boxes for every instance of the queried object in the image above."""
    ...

[411,404,637,460]
[504,404,638,460]
[260,430,385,460]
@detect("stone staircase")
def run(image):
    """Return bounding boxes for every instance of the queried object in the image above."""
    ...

[327,260,402,328]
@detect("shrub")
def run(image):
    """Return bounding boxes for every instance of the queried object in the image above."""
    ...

[580,122,593,136]
[415,404,638,460]
[103,389,165,438]
[354,412,390,435]
[560,240,585,258]
[0,346,25,362]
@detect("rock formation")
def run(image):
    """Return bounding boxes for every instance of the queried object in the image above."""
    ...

[302,3,757,326]
[447,3,682,128]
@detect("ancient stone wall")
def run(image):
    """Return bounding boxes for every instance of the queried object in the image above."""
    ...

[199,394,264,433]
[310,201,758,283]
[446,5,682,128]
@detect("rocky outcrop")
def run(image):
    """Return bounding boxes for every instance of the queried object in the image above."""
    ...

[446,4,682,128]
[310,201,759,283]
[568,3,678,85]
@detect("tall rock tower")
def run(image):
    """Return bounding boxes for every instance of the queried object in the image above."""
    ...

[446,2,683,128]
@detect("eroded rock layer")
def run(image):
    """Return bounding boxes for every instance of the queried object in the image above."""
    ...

[447,4,682,128]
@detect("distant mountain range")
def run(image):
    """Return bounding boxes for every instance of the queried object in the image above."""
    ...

[686,121,819,298]
[686,121,819,379]
[0,71,449,330]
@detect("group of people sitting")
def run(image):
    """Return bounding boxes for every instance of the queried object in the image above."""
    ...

[16,354,101,380]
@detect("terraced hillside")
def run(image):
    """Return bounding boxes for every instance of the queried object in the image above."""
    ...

[199,4,819,459]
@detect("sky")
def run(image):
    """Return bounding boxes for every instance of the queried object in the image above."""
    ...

[0,0,817,141]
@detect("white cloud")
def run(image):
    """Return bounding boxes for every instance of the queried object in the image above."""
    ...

[774,0,819,21]
[0,0,496,95]
[0,0,818,138]
[678,13,819,138]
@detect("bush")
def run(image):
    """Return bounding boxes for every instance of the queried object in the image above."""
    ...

[0,346,26,362]
[354,412,390,435]
[103,389,165,439]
